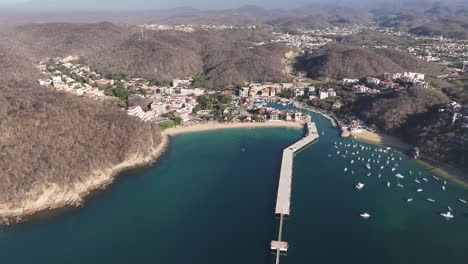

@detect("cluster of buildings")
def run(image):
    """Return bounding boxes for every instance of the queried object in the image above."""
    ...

[377,27,468,74]
[340,72,429,94]
[139,24,258,32]
[439,101,468,128]
[36,57,107,99]
[271,32,333,52]
[298,25,367,37]
[36,57,207,123]
[236,81,337,101]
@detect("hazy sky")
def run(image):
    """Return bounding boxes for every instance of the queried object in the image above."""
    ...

[0,0,456,10]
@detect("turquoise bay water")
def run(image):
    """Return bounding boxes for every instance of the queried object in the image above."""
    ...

[1,112,467,263]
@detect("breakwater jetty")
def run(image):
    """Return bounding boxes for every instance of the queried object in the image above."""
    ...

[271,118,319,264]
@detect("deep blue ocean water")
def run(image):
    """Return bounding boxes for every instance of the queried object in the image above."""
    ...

[0,111,467,264]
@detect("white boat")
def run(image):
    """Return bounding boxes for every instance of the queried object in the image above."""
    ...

[351,170,355,175]
[344,168,348,172]
[432,176,440,181]
[356,183,365,190]
[422,178,429,182]
[407,198,413,202]
[414,179,421,184]
[360,213,371,219]
[417,188,423,192]
[448,206,453,212]
[397,183,404,188]
[443,180,447,185]
[395,173,405,179]
[391,167,396,171]
[387,182,391,188]
[366,164,371,170]
[442,185,446,191]
[440,211,454,219]
[409,170,412,175]
[378,173,381,178]
[367,172,372,177]
[458,199,467,204]
[380,166,384,170]
[427,198,435,203]
[350,160,354,164]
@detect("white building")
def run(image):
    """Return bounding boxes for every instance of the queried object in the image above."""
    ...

[51,76,63,86]
[172,79,192,88]
[352,85,369,93]
[403,72,425,81]
[341,78,359,85]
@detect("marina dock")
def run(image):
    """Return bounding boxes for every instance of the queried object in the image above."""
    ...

[271,118,319,263]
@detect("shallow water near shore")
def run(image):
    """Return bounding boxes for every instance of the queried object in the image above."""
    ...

[0,113,467,264]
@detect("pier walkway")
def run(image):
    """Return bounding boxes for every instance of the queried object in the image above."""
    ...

[271,119,319,263]
[275,121,319,215]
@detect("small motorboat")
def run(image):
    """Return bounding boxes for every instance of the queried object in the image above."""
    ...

[356,183,365,190]
[458,199,467,204]
[391,167,396,171]
[360,213,371,219]
[414,179,421,184]
[448,206,453,212]
[442,185,446,191]
[344,168,348,172]
[427,198,435,203]
[395,173,405,179]
[407,198,413,202]
[397,183,404,188]
[440,211,454,219]
[422,178,429,182]
[417,188,423,192]
[367,172,372,177]
[387,182,391,188]
[432,175,440,181]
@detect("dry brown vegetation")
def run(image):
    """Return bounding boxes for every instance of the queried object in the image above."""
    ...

[294,44,448,80]
[10,23,291,87]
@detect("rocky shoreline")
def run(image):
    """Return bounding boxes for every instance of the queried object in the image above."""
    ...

[0,132,170,225]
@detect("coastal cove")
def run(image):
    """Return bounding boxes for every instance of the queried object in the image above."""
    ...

[0,113,468,264]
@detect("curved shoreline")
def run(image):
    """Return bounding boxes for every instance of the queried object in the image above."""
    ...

[0,121,302,225]
[351,130,468,187]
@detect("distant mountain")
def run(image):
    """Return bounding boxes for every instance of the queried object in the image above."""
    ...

[374,2,468,40]
[294,44,447,80]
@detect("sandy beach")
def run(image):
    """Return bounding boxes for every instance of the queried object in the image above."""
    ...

[351,130,410,152]
[164,121,303,136]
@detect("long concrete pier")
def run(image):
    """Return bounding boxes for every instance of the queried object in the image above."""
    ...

[275,120,319,215]
[271,118,319,263]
